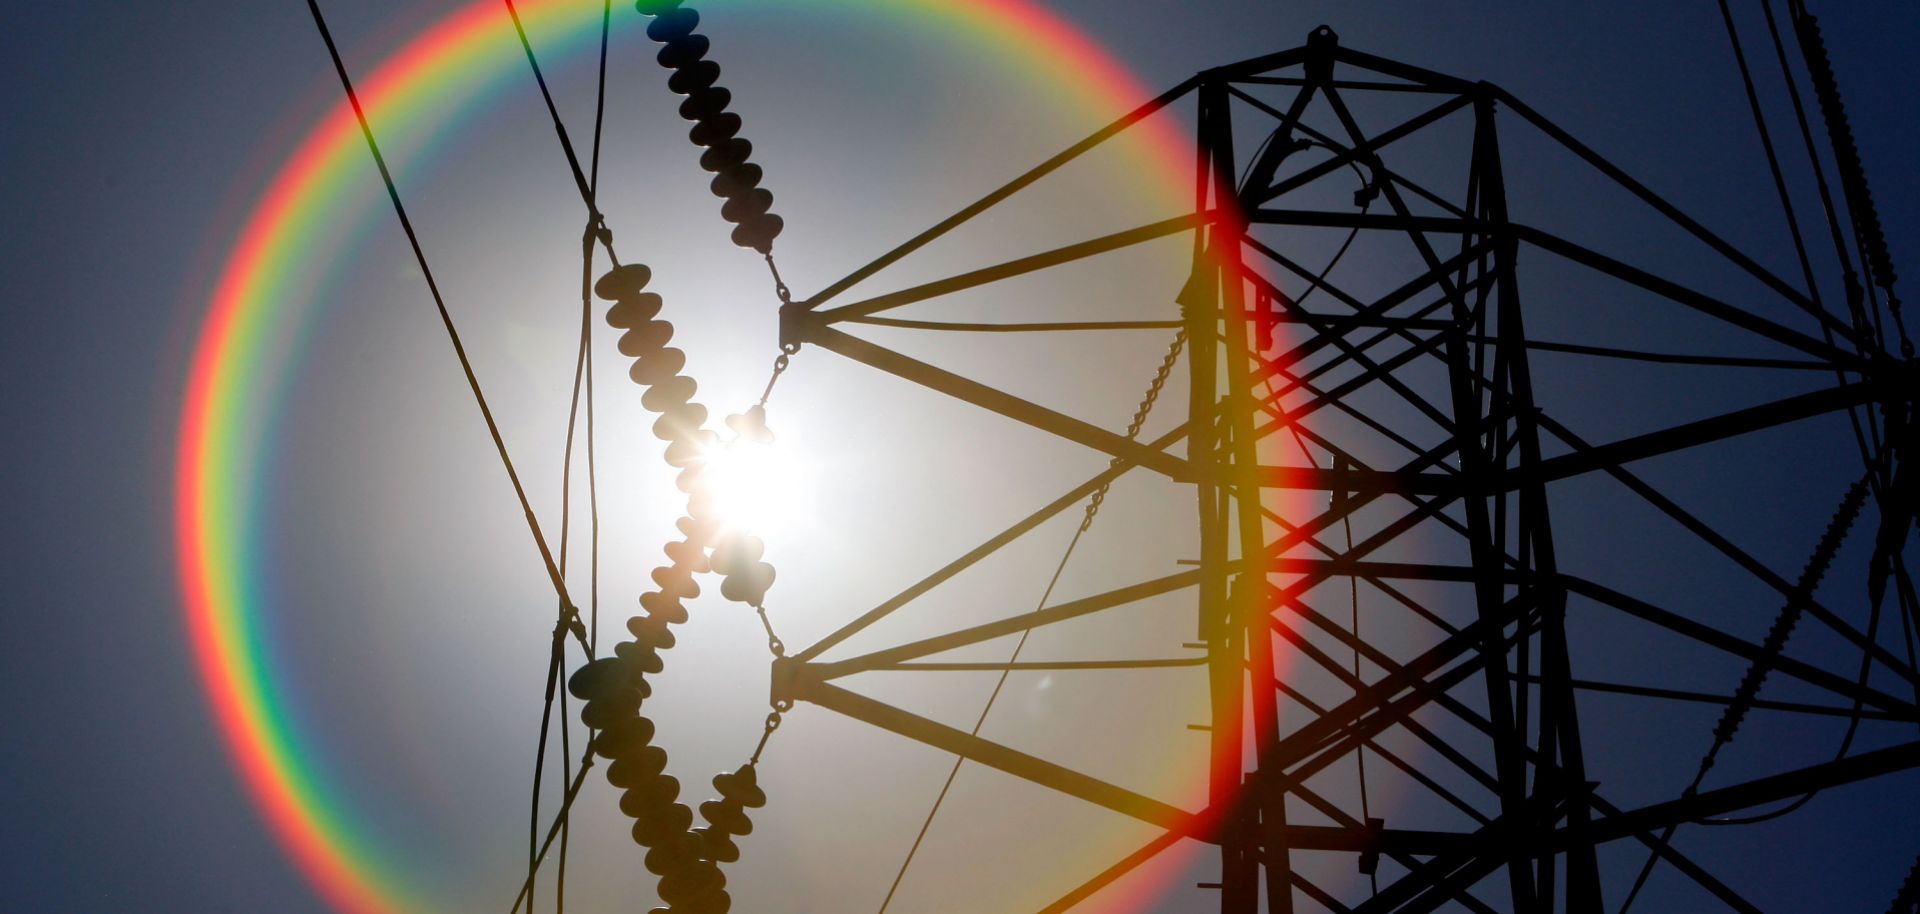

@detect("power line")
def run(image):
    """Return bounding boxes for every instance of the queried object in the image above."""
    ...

[875,329,1187,914]
[501,0,602,237]
[527,1,616,908]
[300,0,585,646]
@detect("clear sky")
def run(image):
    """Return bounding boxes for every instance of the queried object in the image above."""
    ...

[3,2,1917,912]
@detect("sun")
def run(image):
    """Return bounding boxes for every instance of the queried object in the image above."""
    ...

[698,413,812,541]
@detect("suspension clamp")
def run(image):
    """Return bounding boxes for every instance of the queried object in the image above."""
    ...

[1304,25,1339,83]
[768,655,804,710]
[778,299,808,354]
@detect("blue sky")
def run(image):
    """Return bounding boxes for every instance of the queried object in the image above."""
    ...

[3,2,1916,912]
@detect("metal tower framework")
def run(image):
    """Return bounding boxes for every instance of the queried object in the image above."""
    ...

[763,26,1919,913]
[298,0,1919,907]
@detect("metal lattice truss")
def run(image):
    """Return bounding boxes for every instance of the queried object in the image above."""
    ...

[768,27,1918,914]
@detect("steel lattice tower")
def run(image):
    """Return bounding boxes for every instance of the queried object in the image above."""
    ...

[301,0,1918,906]
[756,26,1918,913]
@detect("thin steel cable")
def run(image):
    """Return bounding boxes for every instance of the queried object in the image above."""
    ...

[501,0,595,220]
[555,679,572,913]
[509,739,600,914]
[564,0,615,892]
[1759,0,1867,330]
[1695,580,1880,825]
[1616,11,1893,905]
[557,233,598,914]
[1716,0,1821,313]
[1344,508,1376,895]
[580,0,610,656]
[1256,151,1372,856]
[531,217,596,914]
[1759,0,1888,478]
[1790,5,1908,357]
[1254,156,1427,900]
[495,0,621,270]
[1719,0,1880,492]
[875,331,1185,913]
[585,277,602,648]
[526,635,566,912]
[587,0,611,194]
[1617,475,1869,912]
[301,0,583,636]
[844,316,1185,333]
[873,518,1091,914]
[531,306,597,907]
[1280,423,1376,899]
[534,5,615,906]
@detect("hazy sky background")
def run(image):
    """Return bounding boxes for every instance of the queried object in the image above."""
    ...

[3,2,1917,912]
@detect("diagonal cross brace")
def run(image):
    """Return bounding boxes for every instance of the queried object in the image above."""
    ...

[793,675,1205,835]
[798,322,1196,483]
[787,673,1485,859]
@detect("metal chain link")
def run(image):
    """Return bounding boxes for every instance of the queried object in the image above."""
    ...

[1080,329,1188,532]
[765,252,793,307]
[757,353,790,408]
[754,604,786,659]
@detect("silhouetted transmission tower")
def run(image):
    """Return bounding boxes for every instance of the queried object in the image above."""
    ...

[743,22,1919,913]
[380,5,1917,911]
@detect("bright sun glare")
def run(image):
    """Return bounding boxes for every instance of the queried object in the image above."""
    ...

[700,432,810,540]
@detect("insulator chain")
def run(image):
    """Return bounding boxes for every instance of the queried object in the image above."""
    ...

[1081,330,1188,532]
[1796,11,1909,356]
[1705,475,1869,757]
[567,261,783,914]
[1870,384,1918,613]
[637,0,784,254]
[1886,853,1920,914]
